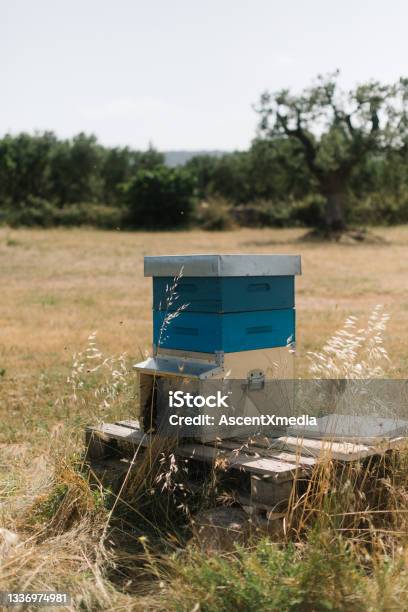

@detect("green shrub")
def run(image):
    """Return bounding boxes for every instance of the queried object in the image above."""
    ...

[233,200,293,227]
[232,196,324,227]
[54,203,124,229]
[351,192,408,225]
[290,195,325,227]
[6,201,123,229]
[165,534,368,611]
[195,198,235,230]
[123,166,196,229]
[232,196,325,228]
[7,197,58,228]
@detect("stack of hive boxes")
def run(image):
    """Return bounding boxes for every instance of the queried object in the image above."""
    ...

[134,254,301,440]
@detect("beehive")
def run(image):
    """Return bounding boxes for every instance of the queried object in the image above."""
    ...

[134,254,301,440]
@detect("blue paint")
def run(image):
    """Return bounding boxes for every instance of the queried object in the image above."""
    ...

[153,276,295,313]
[153,309,295,353]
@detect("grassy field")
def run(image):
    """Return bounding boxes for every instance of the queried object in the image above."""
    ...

[1,225,408,380]
[1,226,408,610]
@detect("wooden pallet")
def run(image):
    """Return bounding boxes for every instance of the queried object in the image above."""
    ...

[84,420,407,515]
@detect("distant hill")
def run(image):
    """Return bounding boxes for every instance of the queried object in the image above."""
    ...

[163,150,227,167]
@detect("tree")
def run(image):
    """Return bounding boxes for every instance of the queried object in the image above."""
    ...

[0,132,57,208]
[185,152,252,203]
[101,146,164,205]
[184,154,219,199]
[248,137,313,202]
[256,72,408,234]
[123,166,196,229]
[49,133,104,204]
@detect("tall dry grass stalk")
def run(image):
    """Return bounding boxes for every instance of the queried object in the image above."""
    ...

[67,331,133,420]
[285,442,408,558]
[156,266,188,349]
[286,304,408,557]
[307,304,391,379]
[116,267,202,539]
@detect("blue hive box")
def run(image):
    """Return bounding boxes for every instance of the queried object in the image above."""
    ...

[145,254,301,354]
[153,308,295,353]
[153,276,294,313]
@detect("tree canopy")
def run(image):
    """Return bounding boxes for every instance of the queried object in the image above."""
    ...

[256,72,408,232]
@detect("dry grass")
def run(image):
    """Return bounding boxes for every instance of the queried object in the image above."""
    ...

[1,225,408,610]
[1,225,408,383]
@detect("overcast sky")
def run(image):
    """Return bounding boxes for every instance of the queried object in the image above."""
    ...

[1,0,407,151]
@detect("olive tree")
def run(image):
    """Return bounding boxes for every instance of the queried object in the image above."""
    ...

[256,72,408,234]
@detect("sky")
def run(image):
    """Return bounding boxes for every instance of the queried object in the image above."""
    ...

[1,0,408,151]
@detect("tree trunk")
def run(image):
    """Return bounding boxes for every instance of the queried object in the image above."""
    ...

[320,171,349,234]
[324,191,346,232]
